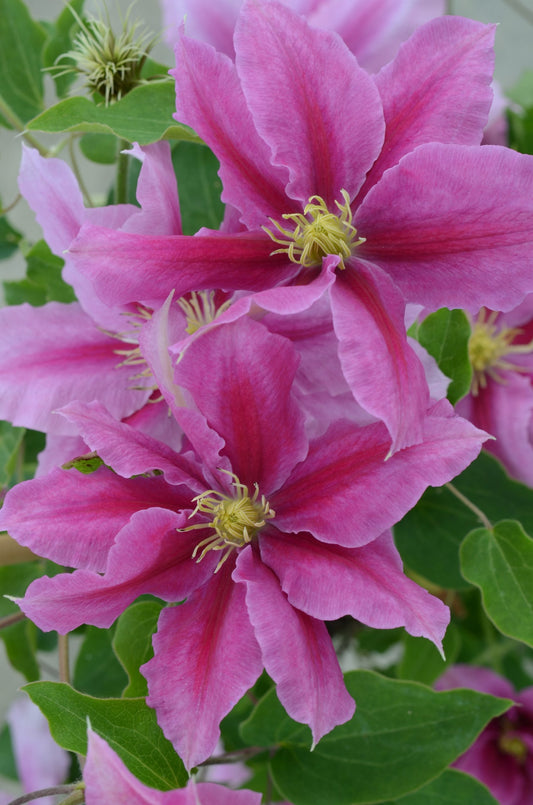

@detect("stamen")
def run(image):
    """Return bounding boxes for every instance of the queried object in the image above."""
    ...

[177,291,231,335]
[179,471,275,573]
[468,308,533,395]
[264,189,365,270]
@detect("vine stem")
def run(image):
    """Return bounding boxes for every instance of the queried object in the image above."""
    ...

[200,746,264,766]
[0,97,49,157]
[115,138,130,203]
[445,482,493,530]
[58,633,70,685]
[7,785,81,805]
[0,611,26,630]
[68,137,94,207]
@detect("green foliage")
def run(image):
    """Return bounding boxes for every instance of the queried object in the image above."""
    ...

[0,421,25,488]
[241,670,510,805]
[27,82,201,145]
[0,214,22,260]
[461,520,533,647]
[0,724,17,781]
[73,626,128,697]
[24,681,187,790]
[382,769,498,804]
[113,600,164,697]
[0,0,46,128]
[79,132,118,164]
[3,240,76,306]
[171,142,224,233]
[62,452,104,475]
[42,0,85,99]
[0,563,43,681]
[397,625,461,686]
[394,451,533,589]
[411,308,472,404]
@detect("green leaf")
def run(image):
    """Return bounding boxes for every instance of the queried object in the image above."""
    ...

[241,670,511,805]
[62,452,104,475]
[397,624,461,686]
[394,451,533,589]
[42,0,84,99]
[0,421,25,488]
[0,0,46,128]
[73,626,128,697]
[460,520,533,646]
[79,133,118,164]
[113,600,164,697]
[4,240,76,306]
[24,681,187,790]
[383,769,498,804]
[27,82,201,145]
[507,107,533,155]
[414,308,472,405]
[0,724,17,781]
[507,70,533,108]
[0,562,43,681]
[0,214,22,260]
[171,142,224,234]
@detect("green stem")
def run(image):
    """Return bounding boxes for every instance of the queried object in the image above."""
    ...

[115,138,130,203]
[0,97,49,157]
[68,138,94,207]
[59,633,70,684]
[445,483,492,530]
[0,611,25,630]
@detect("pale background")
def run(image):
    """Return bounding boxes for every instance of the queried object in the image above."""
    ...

[0,0,532,783]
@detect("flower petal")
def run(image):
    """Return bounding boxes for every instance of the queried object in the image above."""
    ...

[260,530,449,651]
[0,302,149,434]
[357,143,533,313]
[174,317,308,493]
[173,32,290,227]
[331,260,429,452]
[234,547,355,747]
[121,142,182,236]
[0,467,187,572]
[68,225,293,309]
[235,0,384,206]
[18,509,212,633]
[272,401,486,547]
[143,563,263,770]
[358,16,495,198]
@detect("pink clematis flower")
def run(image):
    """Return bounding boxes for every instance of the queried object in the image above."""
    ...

[436,666,533,805]
[84,727,261,804]
[0,143,183,446]
[456,296,533,487]
[67,4,533,453]
[1,317,487,769]
[160,0,445,72]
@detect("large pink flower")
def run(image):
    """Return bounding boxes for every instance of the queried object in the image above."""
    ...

[160,0,445,72]
[68,5,533,453]
[1,317,486,769]
[436,666,533,805]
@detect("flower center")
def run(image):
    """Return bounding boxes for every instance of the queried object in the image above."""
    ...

[264,189,365,270]
[177,291,231,335]
[468,309,533,395]
[180,472,275,572]
[499,732,528,764]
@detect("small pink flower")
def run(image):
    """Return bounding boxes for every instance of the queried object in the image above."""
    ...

[436,666,533,805]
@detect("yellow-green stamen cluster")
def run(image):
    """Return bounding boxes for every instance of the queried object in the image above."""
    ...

[53,7,155,105]
[468,308,533,395]
[499,727,528,763]
[108,306,160,397]
[180,472,275,572]
[264,189,365,270]
[178,291,231,335]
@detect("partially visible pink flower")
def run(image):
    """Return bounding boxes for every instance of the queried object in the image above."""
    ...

[456,297,533,486]
[160,0,445,73]
[84,728,261,804]
[2,697,70,805]
[436,666,533,805]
